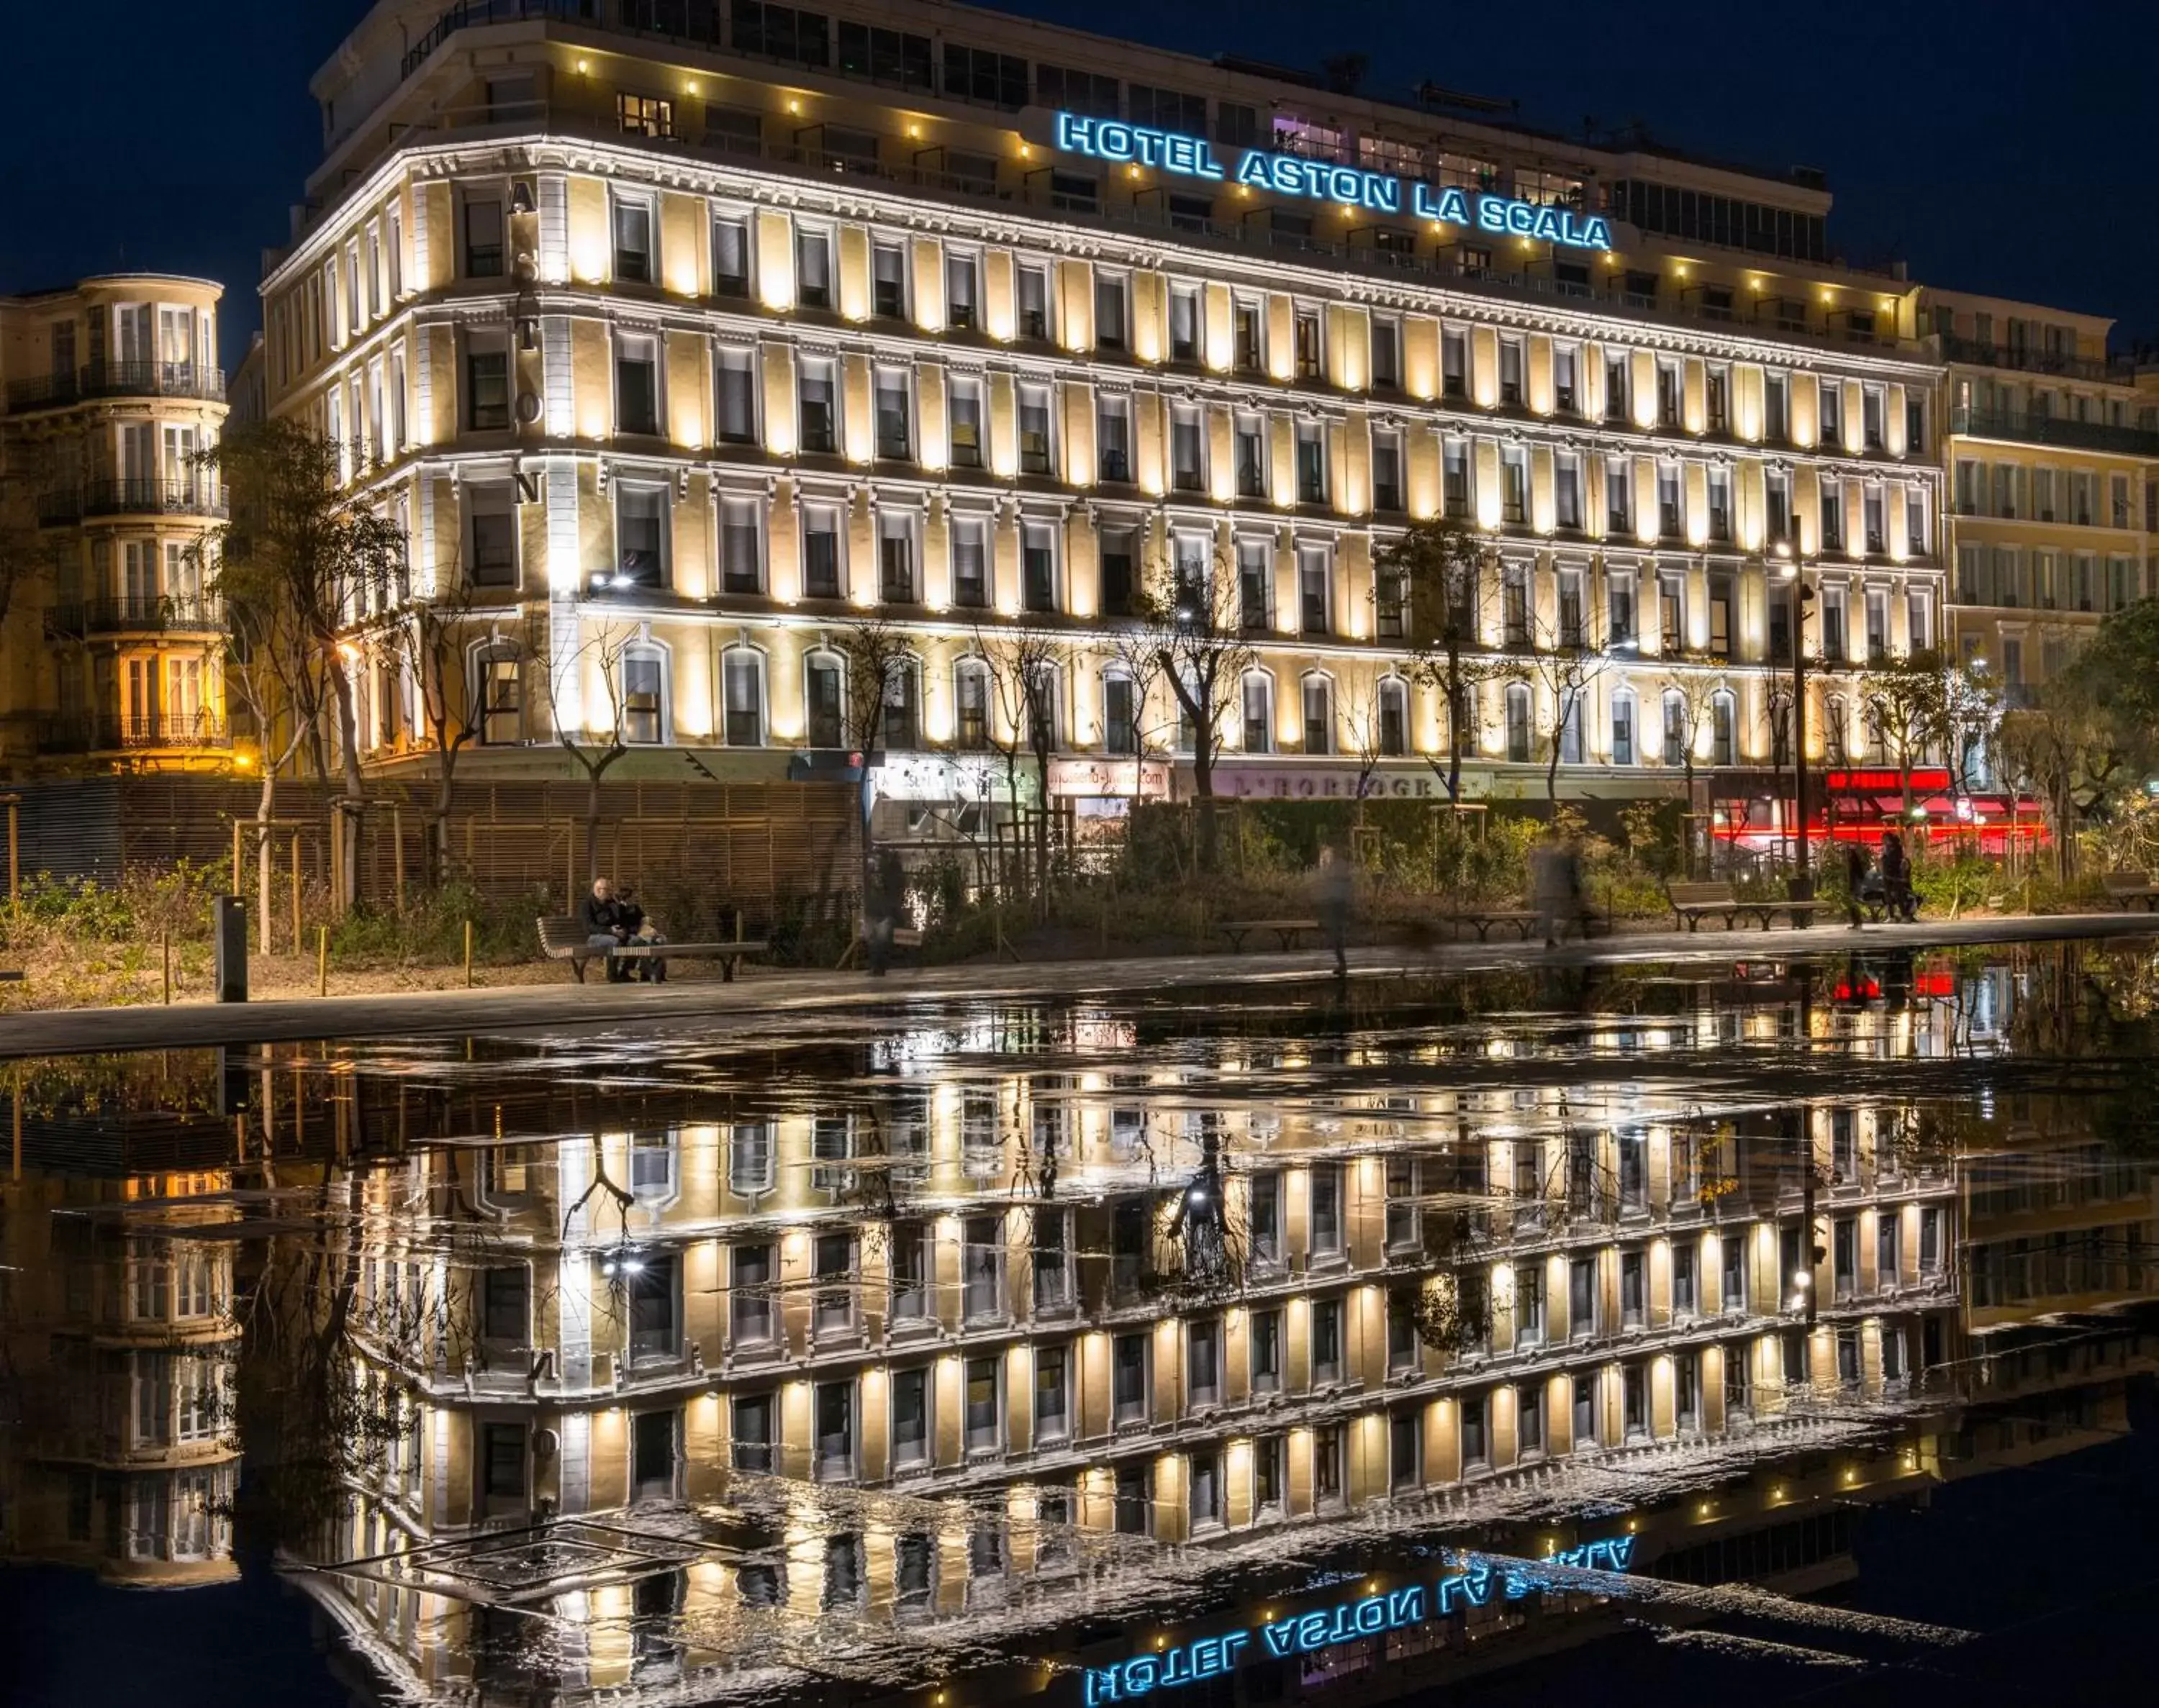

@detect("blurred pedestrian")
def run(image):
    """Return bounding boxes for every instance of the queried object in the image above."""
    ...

[1315,845,1354,980]
[1531,827,1587,950]
[865,849,906,976]
[1879,830,1916,922]
[1844,841,1875,930]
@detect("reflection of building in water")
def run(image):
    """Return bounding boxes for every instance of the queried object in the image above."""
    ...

[287,989,1994,1703]
[1962,1088,2158,1328]
[0,1155,240,1586]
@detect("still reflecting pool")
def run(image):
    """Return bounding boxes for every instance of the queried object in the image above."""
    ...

[7,940,2159,1705]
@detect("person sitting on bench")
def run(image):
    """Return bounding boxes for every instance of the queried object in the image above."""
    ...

[580,877,666,984]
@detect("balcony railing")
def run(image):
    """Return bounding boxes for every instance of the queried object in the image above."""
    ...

[5,362,227,415]
[80,360,227,404]
[1949,404,2159,459]
[49,596,226,637]
[38,714,230,755]
[40,479,228,525]
[1940,332,2135,386]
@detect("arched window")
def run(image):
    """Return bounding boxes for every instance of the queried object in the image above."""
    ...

[1863,699,1886,764]
[621,642,671,745]
[1102,669,1139,756]
[1301,674,1334,755]
[1241,671,1274,754]
[1662,690,1688,767]
[805,650,846,750]
[1710,689,1736,768]
[1504,683,1533,763]
[1611,688,1638,766]
[1020,661,1061,750]
[954,660,990,751]
[1558,691,1584,765]
[720,646,764,748]
[1377,677,1409,758]
[881,654,922,751]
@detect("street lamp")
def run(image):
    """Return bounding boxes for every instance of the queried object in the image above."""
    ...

[1774,541,1818,899]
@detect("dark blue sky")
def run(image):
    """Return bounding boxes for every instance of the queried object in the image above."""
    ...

[4,0,2148,350]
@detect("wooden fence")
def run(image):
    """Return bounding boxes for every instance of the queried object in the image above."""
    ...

[10,776,863,936]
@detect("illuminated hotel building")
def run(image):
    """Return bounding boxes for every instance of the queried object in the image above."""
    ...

[263,0,1950,818]
[0,276,230,773]
[1922,284,2159,703]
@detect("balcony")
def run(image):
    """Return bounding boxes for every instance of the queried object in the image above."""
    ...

[40,479,228,527]
[79,360,227,404]
[1940,332,2134,386]
[1949,404,2159,459]
[38,714,230,755]
[50,596,226,637]
[6,361,227,415]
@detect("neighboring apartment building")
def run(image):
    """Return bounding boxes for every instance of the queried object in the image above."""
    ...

[1925,286,2159,706]
[0,1160,241,1586]
[0,276,230,774]
[260,0,1947,827]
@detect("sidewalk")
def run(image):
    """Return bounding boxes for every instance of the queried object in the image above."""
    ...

[0,912,2147,1060]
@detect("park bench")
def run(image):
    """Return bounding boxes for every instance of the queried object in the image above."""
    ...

[536,917,769,984]
[2101,870,2159,911]
[1220,918,1323,952]
[1442,907,1540,942]
[844,925,925,968]
[1667,881,1832,932]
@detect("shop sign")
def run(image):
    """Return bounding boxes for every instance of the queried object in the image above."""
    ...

[1049,758,1173,800]
[1054,114,1614,250]
[873,753,1037,805]
[1082,1540,1634,1704]
[1210,764,1441,801]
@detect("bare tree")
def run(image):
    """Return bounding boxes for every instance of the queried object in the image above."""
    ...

[1765,674,1795,771]
[1380,518,1502,804]
[1102,626,1167,804]
[548,618,635,885]
[213,551,317,930]
[975,624,1063,899]
[1342,675,1391,825]
[199,422,406,910]
[1131,537,1257,871]
[1660,673,1724,878]
[1524,612,1612,806]
[836,614,916,925]
[384,555,485,888]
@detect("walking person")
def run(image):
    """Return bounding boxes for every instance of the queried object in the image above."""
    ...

[1531,827,1587,950]
[1879,830,1917,923]
[1844,841,1875,930]
[864,849,905,977]
[1315,845,1354,981]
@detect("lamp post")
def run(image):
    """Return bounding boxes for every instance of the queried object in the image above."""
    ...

[1775,542,1817,899]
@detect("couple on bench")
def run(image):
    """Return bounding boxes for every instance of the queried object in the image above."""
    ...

[579,877,668,983]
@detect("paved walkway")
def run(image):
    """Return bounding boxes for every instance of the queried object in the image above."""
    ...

[0,912,2147,1060]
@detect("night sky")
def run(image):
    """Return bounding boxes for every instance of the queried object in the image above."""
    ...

[3,0,2150,349]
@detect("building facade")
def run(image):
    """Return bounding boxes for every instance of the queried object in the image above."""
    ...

[261,0,1950,830]
[0,276,230,773]
[1923,285,2159,708]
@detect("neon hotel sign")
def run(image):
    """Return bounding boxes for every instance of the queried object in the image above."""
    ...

[1082,1539,1635,1703]
[1054,114,1614,252]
